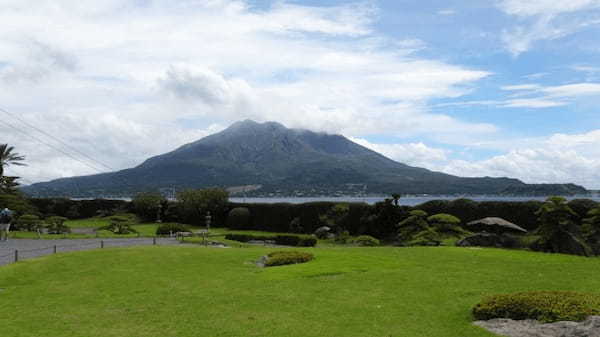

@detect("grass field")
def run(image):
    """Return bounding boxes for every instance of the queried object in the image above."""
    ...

[1,245,599,337]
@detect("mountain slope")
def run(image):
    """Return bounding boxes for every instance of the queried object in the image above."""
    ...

[22,120,588,197]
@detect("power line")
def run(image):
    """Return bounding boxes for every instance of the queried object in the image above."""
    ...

[0,107,115,171]
[0,118,106,173]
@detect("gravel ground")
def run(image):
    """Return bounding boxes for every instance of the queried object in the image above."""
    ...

[0,237,180,266]
[475,317,600,337]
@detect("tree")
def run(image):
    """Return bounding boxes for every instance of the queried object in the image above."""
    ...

[0,176,21,194]
[45,216,71,234]
[16,214,42,231]
[427,213,464,235]
[319,203,350,233]
[0,144,26,178]
[132,192,166,222]
[396,210,429,242]
[98,215,137,235]
[533,196,590,256]
[582,206,600,254]
[176,188,229,226]
[536,196,578,239]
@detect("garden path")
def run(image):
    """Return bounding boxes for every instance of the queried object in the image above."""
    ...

[0,238,179,266]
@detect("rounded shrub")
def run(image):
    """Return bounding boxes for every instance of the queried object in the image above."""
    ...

[45,216,71,234]
[473,291,600,323]
[156,223,190,235]
[226,207,251,229]
[352,235,380,246]
[264,251,314,267]
[16,214,42,231]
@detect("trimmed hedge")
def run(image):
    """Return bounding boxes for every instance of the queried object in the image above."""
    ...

[473,291,600,323]
[156,223,190,235]
[264,251,314,267]
[353,235,380,246]
[224,233,317,247]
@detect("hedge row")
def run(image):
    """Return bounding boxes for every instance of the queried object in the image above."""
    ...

[16,197,600,240]
[473,291,600,323]
[224,233,317,247]
[265,251,314,267]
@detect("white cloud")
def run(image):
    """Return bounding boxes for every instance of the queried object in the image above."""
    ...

[437,9,456,16]
[498,0,600,16]
[449,81,600,109]
[0,0,496,184]
[498,0,600,55]
[502,98,567,108]
[542,83,600,97]
[350,138,448,167]
[501,84,542,91]
[350,129,600,189]
[439,129,600,188]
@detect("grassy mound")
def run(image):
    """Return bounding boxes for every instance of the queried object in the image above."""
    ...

[473,291,600,323]
[264,251,314,267]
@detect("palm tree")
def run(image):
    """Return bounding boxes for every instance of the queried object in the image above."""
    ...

[0,144,26,178]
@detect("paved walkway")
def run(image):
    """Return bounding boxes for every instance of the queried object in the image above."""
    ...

[0,238,180,266]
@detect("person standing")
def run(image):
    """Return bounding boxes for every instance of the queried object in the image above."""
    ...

[0,208,13,241]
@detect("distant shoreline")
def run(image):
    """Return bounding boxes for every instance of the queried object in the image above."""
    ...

[67,194,600,206]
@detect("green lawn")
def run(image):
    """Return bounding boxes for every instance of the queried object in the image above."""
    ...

[1,246,599,337]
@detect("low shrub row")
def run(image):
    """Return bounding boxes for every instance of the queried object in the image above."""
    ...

[473,291,600,323]
[264,251,314,267]
[156,223,190,235]
[224,233,317,247]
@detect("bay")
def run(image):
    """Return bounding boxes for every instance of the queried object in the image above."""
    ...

[230,195,600,206]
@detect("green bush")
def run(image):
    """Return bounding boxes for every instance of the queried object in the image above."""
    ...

[156,223,190,235]
[224,233,317,247]
[16,214,42,231]
[264,251,314,267]
[132,192,166,222]
[98,216,137,235]
[352,235,380,246]
[226,207,251,229]
[45,216,71,234]
[473,291,600,323]
[335,230,351,244]
[427,213,463,234]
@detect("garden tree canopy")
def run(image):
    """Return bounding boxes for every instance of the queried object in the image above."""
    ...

[533,196,590,256]
[396,210,429,241]
[99,215,137,234]
[583,206,600,254]
[132,192,166,222]
[16,214,42,231]
[176,188,229,225]
[0,176,20,194]
[537,196,579,238]
[319,203,349,232]
[45,216,70,234]
[0,144,25,178]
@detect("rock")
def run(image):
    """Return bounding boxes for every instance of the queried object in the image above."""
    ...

[314,226,331,239]
[256,255,268,268]
[457,233,517,248]
[475,316,600,337]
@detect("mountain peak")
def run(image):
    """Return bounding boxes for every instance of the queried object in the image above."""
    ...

[23,119,587,198]
[228,119,286,131]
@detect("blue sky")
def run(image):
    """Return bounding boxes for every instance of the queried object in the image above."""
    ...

[1,0,600,188]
